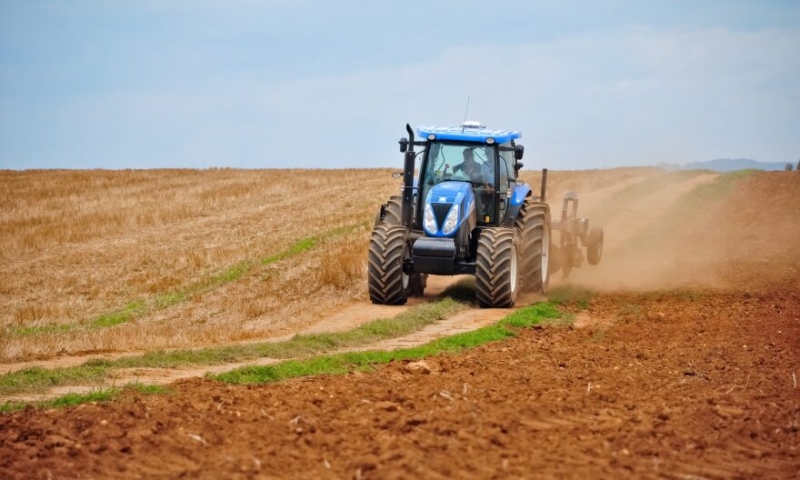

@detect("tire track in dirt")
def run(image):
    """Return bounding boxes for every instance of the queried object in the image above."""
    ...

[2,294,514,403]
[0,304,412,376]
[0,277,461,376]
[1,276,475,401]
[355,307,512,352]
[2,274,545,402]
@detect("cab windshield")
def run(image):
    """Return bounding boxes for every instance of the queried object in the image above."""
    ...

[422,142,496,190]
[419,141,498,223]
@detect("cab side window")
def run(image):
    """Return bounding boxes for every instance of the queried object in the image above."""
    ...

[497,156,509,219]
[499,142,514,189]
[498,157,509,190]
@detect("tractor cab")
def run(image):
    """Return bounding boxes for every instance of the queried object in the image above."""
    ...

[416,123,524,227]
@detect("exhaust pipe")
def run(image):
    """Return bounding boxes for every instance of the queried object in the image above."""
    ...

[401,123,416,228]
[540,168,548,203]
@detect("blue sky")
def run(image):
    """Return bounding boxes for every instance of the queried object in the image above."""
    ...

[1,1,798,170]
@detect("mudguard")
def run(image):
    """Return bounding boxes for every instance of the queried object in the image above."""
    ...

[503,184,532,225]
[510,184,531,207]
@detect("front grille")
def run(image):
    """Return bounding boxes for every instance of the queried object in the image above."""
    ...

[431,203,452,229]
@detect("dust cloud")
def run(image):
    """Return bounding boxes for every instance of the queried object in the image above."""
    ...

[521,169,800,292]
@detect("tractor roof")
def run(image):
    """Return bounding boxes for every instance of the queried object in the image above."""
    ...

[417,122,521,144]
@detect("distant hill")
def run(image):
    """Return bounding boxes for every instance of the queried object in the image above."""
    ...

[657,159,790,172]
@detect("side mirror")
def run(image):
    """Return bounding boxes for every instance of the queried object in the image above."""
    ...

[515,162,524,171]
[399,137,409,153]
[514,144,525,160]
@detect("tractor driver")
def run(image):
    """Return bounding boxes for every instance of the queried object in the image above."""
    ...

[453,149,491,185]
[454,148,495,220]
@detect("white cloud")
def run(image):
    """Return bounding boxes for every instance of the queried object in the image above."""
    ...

[201,26,798,168]
[3,14,798,169]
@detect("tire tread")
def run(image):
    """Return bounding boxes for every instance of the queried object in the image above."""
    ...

[475,227,518,308]
[367,225,408,305]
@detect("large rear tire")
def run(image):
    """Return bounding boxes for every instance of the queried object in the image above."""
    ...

[368,225,409,305]
[475,227,520,308]
[586,226,603,266]
[514,199,551,294]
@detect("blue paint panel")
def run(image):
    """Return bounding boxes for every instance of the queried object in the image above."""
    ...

[418,125,521,144]
[423,181,475,237]
[428,180,472,203]
[510,184,531,206]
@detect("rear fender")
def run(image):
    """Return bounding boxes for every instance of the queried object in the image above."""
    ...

[503,184,532,226]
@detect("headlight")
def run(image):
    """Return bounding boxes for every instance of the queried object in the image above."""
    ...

[441,204,460,235]
[423,203,437,233]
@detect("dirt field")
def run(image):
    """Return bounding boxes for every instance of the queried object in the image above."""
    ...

[2,289,798,479]
[1,168,799,478]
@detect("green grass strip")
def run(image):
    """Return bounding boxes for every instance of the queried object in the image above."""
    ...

[10,222,368,337]
[0,384,170,414]
[261,238,315,264]
[213,302,563,385]
[0,301,564,412]
[0,298,466,397]
[90,300,147,328]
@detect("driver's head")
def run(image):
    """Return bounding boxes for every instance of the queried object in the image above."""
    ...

[462,148,475,163]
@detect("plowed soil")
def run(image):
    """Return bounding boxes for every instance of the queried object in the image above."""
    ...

[1,169,799,479]
[1,289,798,479]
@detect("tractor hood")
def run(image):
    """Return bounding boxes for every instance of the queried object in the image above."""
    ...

[422,181,475,237]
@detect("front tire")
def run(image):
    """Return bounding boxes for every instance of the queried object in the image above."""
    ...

[372,195,426,297]
[368,225,409,305]
[475,227,520,308]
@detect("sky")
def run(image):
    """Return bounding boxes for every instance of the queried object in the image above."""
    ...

[1,0,798,170]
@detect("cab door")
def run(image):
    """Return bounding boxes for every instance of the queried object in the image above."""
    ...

[497,142,516,221]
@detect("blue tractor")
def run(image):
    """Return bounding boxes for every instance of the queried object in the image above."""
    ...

[369,122,603,307]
